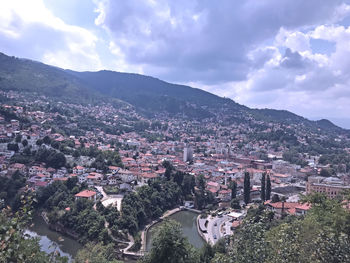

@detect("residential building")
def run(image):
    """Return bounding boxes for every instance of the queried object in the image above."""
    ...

[306,176,350,199]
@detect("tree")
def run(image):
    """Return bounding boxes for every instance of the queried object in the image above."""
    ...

[15,134,22,143]
[260,172,266,202]
[75,243,121,263]
[197,174,206,192]
[36,139,43,146]
[271,194,280,203]
[22,139,28,147]
[200,243,215,263]
[320,168,331,177]
[43,135,51,145]
[230,198,241,210]
[229,207,273,263]
[266,174,271,200]
[229,180,237,199]
[47,152,66,169]
[0,190,68,263]
[73,150,80,158]
[244,172,250,205]
[7,143,19,152]
[142,220,199,263]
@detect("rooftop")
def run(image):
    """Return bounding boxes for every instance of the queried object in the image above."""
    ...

[75,190,96,198]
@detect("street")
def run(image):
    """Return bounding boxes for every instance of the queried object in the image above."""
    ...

[206,215,232,244]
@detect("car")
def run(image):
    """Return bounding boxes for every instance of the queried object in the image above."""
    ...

[214,222,217,226]
[214,235,217,239]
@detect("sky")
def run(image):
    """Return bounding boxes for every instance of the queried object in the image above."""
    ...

[1,0,350,128]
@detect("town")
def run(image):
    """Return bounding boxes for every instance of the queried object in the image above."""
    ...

[1,88,350,261]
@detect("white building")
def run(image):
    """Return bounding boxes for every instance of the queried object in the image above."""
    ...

[183,145,193,162]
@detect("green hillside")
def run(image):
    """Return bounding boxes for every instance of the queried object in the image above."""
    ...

[0,52,346,133]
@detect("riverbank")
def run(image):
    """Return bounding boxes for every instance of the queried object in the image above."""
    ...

[41,211,79,240]
[28,213,83,261]
[122,207,187,259]
[196,214,207,243]
[140,207,203,253]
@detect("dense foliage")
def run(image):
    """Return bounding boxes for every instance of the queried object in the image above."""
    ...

[142,220,199,263]
[119,174,194,235]
[0,171,26,207]
[75,243,122,263]
[243,172,250,204]
[211,193,350,263]
[36,179,110,243]
[0,191,68,263]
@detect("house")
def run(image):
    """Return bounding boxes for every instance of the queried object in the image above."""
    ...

[120,183,132,192]
[207,181,220,192]
[78,174,87,184]
[306,176,350,199]
[108,175,118,185]
[231,220,242,230]
[86,172,103,185]
[108,166,119,174]
[265,201,311,218]
[8,163,26,174]
[34,181,48,190]
[139,173,158,184]
[218,189,231,201]
[271,173,291,184]
[227,211,244,220]
[75,190,97,202]
[73,166,87,175]
[295,203,311,216]
[117,169,136,183]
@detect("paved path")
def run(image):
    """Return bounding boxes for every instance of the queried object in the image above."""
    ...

[206,215,231,244]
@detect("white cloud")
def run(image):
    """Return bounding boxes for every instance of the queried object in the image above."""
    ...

[0,0,102,71]
[275,28,310,53]
[2,0,350,126]
[92,0,350,124]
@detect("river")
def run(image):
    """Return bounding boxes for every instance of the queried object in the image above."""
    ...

[27,210,204,262]
[26,213,82,262]
[146,210,205,251]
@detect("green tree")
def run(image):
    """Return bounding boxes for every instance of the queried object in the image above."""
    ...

[271,194,280,203]
[230,198,241,210]
[229,180,237,199]
[142,220,199,263]
[43,135,51,145]
[15,134,22,143]
[73,150,80,158]
[197,174,206,192]
[7,143,19,152]
[230,207,273,263]
[22,139,28,147]
[266,174,271,200]
[200,243,215,263]
[244,172,250,205]
[75,243,122,263]
[0,190,68,263]
[36,139,43,146]
[260,172,266,202]
[320,168,331,177]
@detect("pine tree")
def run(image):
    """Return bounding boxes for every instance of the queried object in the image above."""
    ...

[244,172,250,205]
[261,172,266,202]
[266,174,271,200]
[230,180,237,199]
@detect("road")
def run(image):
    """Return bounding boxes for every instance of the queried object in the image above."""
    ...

[207,215,231,244]
[95,186,123,211]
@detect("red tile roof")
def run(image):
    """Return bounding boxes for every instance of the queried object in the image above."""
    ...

[75,190,96,198]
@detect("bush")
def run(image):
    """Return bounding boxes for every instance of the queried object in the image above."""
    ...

[103,186,119,195]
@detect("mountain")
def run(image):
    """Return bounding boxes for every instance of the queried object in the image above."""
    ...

[0,53,125,107]
[0,52,346,134]
[66,70,247,119]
